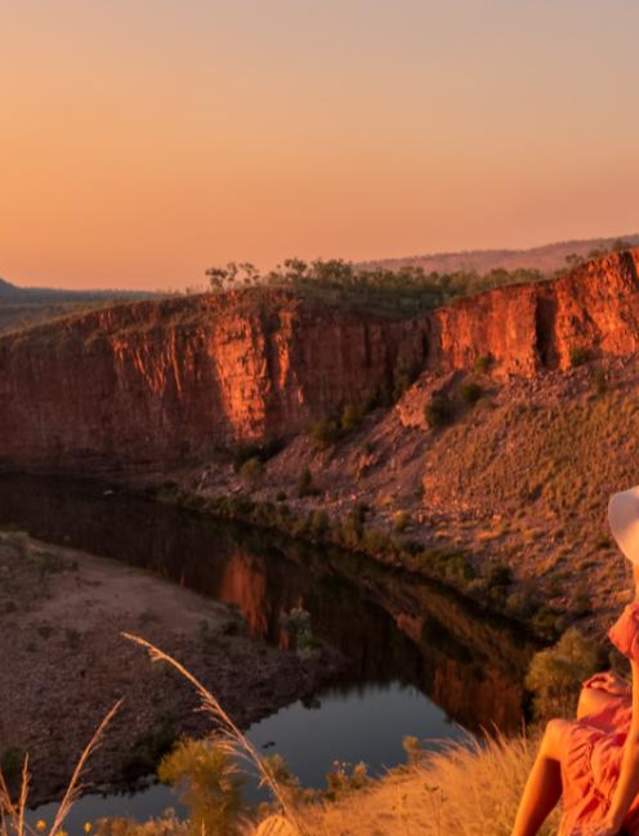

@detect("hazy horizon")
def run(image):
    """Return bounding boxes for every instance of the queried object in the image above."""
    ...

[2,0,638,291]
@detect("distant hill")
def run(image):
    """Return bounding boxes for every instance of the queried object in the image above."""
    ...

[0,276,157,334]
[0,276,153,305]
[359,234,639,276]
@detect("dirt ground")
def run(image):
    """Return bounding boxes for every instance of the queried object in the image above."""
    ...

[0,531,343,806]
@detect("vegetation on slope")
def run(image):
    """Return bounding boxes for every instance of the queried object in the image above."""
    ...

[204,257,548,318]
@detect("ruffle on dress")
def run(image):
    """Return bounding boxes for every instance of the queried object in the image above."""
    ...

[557,601,639,834]
[608,601,639,661]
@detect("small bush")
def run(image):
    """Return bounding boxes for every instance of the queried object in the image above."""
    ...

[325,760,370,799]
[460,381,483,405]
[361,527,392,554]
[569,345,591,367]
[525,627,602,719]
[505,588,542,620]
[393,356,420,401]
[310,418,341,448]
[393,510,410,532]
[425,393,454,429]
[275,490,287,502]
[239,457,263,485]
[416,547,476,584]
[261,753,300,793]
[158,737,244,836]
[308,509,329,538]
[340,403,363,432]
[402,735,426,766]
[531,605,564,640]
[485,562,513,588]
[474,354,493,373]
[571,586,593,618]
[232,439,283,472]
[340,511,364,548]
[297,467,316,498]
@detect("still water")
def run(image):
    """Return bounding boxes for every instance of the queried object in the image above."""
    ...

[0,474,534,826]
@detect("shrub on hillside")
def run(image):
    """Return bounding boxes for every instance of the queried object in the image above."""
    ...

[485,562,513,588]
[239,456,263,485]
[340,402,364,432]
[460,381,483,405]
[414,547,476,584]
[339,510,364,548]
[525,627,602,720]
[232,439,284,472]
[393,510,410,532]
[297,467,317,498]
[474,353,493,373]
[308,509,330,538]
[505,586,542,621]
[393,356,421,401]
[425,393,454,429]
[571,585,593,618]
[569,345,591,367]
[309,418,341,448]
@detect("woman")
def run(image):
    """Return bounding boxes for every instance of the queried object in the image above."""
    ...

[512,485,639,835]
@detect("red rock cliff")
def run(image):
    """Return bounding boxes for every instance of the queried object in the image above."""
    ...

[0,290,427,469]
[1,250,638,470]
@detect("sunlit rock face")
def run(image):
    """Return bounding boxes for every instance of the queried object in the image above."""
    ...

[0,290,427,470]
[428,249,639,376]
[0,250,637,471]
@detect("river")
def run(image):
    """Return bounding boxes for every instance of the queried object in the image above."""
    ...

[0,474,535,828]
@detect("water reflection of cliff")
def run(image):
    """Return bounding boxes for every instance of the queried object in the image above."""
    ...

[0,474,535,733]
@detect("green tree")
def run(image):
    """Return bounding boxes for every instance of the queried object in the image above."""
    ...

[525,627,601,719]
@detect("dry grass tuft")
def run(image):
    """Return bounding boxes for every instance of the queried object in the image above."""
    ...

[0,700,122,836]
[297,731,560,835]
[122,633,303,835]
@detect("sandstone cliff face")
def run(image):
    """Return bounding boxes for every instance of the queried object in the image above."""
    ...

[0,250,637,471]
[0,291,427,469]
[428,249,639,376]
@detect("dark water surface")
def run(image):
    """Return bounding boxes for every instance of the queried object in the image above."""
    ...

[0,474,534,827]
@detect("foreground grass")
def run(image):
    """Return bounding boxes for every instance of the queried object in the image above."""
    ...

[295,732,559,836]
[1,635,559,836]
[91,732,557,836]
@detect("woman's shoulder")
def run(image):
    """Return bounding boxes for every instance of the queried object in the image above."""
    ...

[608,601,639,659]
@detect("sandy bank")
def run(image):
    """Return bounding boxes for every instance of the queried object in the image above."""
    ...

[0,532,343,806]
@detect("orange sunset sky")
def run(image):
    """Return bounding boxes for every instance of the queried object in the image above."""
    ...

[2,0,638,290]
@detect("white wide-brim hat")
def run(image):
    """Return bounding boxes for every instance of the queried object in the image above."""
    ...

[609,485,639,564]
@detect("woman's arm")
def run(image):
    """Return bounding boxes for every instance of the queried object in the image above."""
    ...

[602,659,639,831]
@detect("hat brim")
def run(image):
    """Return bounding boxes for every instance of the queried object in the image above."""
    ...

[608,486,639,565]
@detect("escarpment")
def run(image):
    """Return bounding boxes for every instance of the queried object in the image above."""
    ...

[0,249,638,472]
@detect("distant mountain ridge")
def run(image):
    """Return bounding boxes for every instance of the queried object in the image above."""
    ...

[360,234,639,276]
[0,275,158,334]
[0,276,152,304]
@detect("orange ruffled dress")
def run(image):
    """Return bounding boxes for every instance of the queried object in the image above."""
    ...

[559,601,639,835]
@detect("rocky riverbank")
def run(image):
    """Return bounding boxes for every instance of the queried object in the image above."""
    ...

[0,532,344,806]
